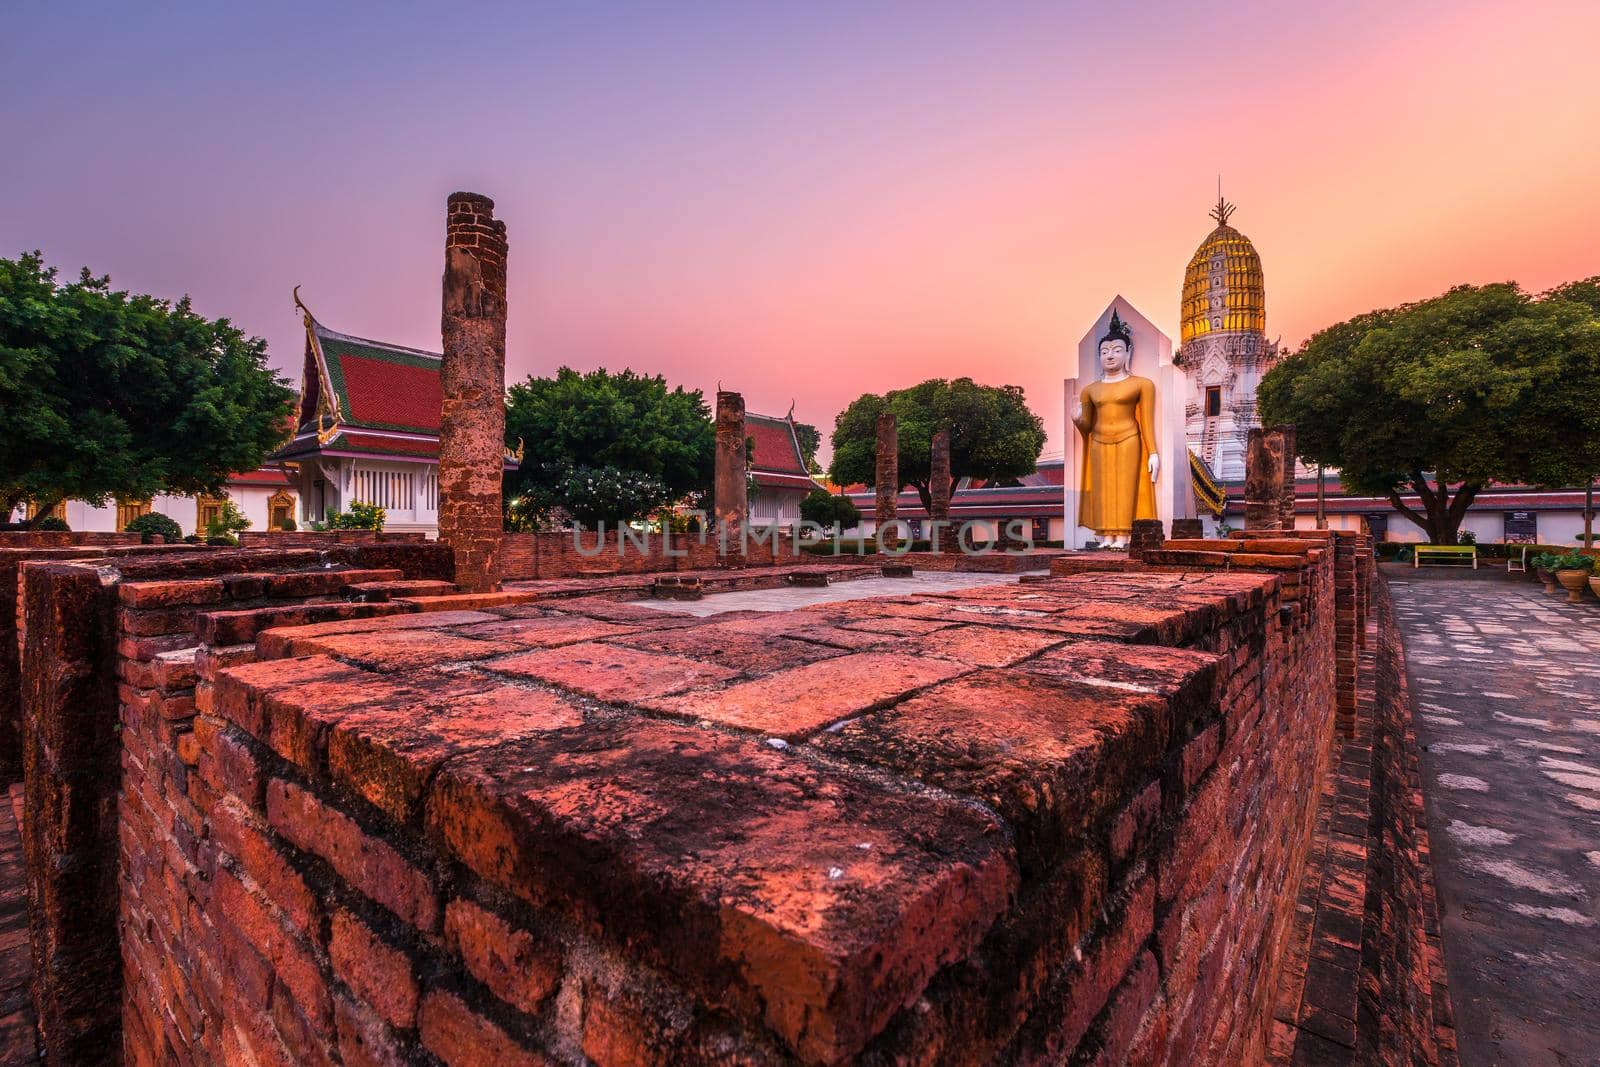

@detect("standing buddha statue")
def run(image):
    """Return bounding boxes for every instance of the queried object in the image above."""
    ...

[1071,310,1159,549]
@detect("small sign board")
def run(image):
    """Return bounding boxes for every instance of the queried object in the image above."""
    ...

[1504,511,1538,544]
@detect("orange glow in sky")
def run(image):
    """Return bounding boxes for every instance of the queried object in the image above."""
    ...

[6,2,1599,456]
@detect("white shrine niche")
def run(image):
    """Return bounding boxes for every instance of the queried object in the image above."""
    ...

[1062,296,1195,550]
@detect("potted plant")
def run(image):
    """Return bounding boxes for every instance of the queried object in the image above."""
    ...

[1550,552,1595,603]
[1531,552,1562,593]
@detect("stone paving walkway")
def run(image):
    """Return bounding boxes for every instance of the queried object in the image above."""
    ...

[1391,568,1600,1067]
[635,571,1034,616]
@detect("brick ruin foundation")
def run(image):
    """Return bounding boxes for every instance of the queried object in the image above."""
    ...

[2,491,1450,1065]
[123,556,1334,1065]
[14,542,454,1063]
[0,395,1452,1067]
[498,530,781,582]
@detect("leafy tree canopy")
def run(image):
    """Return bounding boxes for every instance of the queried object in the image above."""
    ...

[1258,278,1600,544]
[0,252,295,524]
[504,366,714,527]
[792,422,823,474]
[798,487,861,531]
[828,378,1046,513]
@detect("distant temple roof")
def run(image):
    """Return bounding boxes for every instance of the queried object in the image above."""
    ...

[226,467,294,489]
[273,295,516,468]
[747,412,823,492]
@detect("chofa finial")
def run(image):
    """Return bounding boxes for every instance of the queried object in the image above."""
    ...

[292,285,316,327]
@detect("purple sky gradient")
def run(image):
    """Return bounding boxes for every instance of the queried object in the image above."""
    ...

[6,1,1599,457]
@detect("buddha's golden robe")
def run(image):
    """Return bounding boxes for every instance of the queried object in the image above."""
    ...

[1074,375,1157,536]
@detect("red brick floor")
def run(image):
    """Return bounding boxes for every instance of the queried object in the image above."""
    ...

[0,785,39,1065]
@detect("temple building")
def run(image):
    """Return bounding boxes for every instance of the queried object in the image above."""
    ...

[845,455,1070,544]
[6,468,297,538]
[270,298,518,535]
[745,411,826,523]
[1179,195,1280,485]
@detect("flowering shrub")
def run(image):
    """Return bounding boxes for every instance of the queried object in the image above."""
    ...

[314,500,385,532]
[509,462,670,528]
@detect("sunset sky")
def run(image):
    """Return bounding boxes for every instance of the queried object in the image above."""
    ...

[6,1,1599,457]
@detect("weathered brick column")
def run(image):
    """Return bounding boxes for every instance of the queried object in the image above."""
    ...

[1129,518,1165,560]
[1171,517,1204,540]
[875,411,899,547]
[1244,426,1287,531]
[20,562,121,1065]
[438,192,508,593]
[931,428,954,551]
[930,429,952,523]
[714,391,747,552]
[1277,424,1298,531]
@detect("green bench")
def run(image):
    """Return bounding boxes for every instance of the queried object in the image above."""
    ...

[1413,544,1477,569]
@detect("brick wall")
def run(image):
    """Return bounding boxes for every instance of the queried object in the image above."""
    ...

[238,531,428,548]
[1056,531,1365,715]
[1359,576,1452,1063]
[16,543,454,1064]
[0,531,144,548]
[499,531,782,581]
[106,541,1343,1065]
[3,544,200,784]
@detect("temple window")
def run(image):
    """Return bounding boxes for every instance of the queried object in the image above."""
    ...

[196,494,228,535]
[267,491,295,531]
[1205,386,1222,417]
[115,497,152,531]
[25,500,65,522]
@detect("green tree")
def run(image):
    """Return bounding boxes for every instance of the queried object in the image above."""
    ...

[203,498,252,540]
[504,367,714,527]
[828,378,1046,513]
[0,252,294,525]
[1258,279,1600,544]
[798,487,861,530]
[793,422,823,474]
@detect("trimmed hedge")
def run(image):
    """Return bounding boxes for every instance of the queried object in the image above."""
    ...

[124,512,183,544]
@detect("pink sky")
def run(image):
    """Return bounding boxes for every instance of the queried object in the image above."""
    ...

[5,1,1598,457]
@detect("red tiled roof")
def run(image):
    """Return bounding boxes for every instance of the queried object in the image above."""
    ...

[845,483,1063,519]
[334,432,442,459]
[1021,464,1065,487]
[337,354,443,432]
[226,468,292,488]
[312,325,444,434]
[272,312,523,469]
[747,412,819,494]
[754,471,822,490]
[747,415,808,476]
